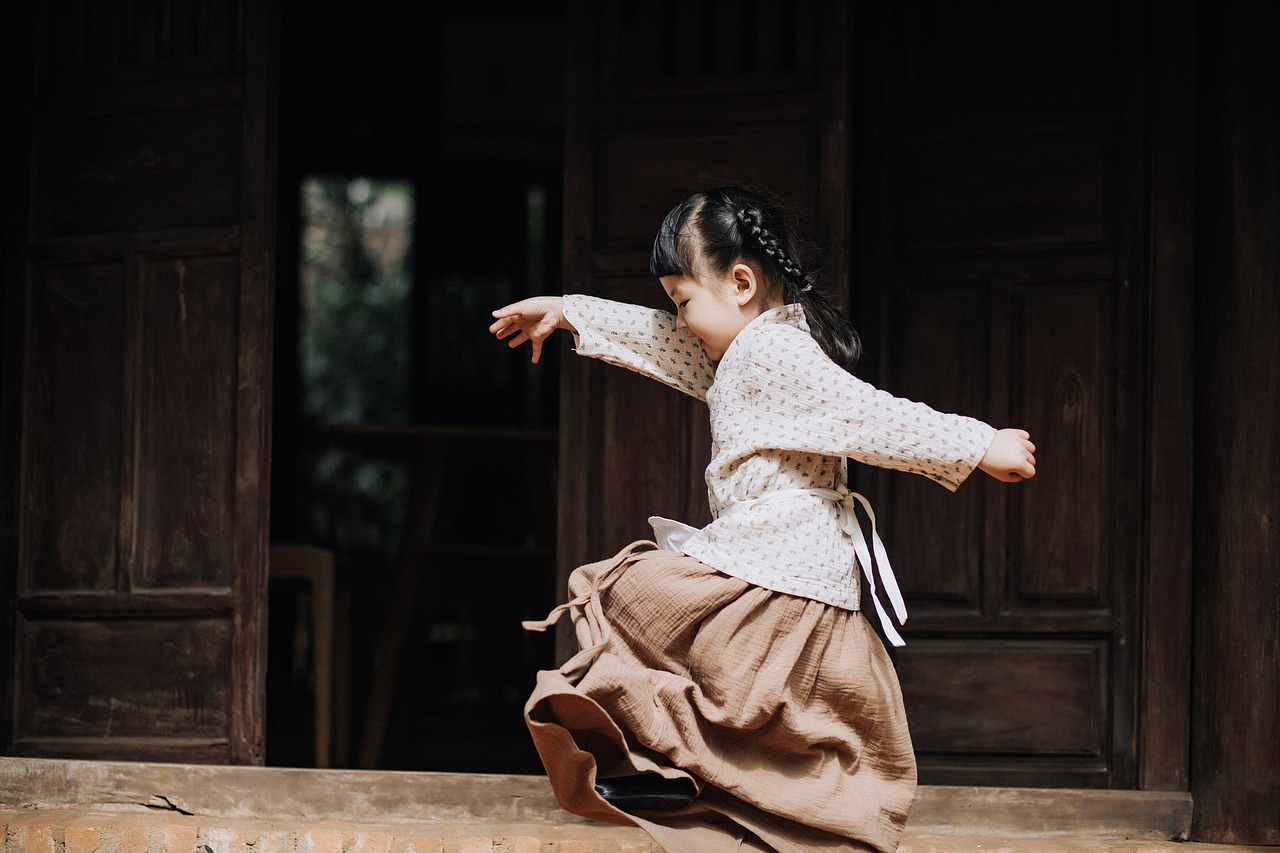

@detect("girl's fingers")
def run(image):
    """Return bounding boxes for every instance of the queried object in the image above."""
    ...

[489,302,560,363]
[491,316,530,340]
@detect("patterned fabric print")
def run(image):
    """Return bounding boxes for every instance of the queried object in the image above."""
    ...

[564,295,716,399]
[562,294,996,611]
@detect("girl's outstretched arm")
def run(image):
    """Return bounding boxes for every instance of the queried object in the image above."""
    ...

[978,428,1037,482]
[489,296,578,364]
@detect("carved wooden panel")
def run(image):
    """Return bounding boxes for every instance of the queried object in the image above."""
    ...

[894,131,1112,255]
[22,263,126,593]
[899,639,1107,757]
[37,0,241,92]
[884,0,1119,111]
[600,0,816,98]
[597,130,815,252]
[1013,285,1109,609]
[598,367,694,550]
[135,255,240,589]
[591,279,707,556]
[32,107,243,239]
[17,618,232,740]
[877,288,988,611]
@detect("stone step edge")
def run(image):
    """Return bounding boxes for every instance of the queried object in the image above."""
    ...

[2,810,1272,853]
[1,811,661,853]
[0,758,1193,839]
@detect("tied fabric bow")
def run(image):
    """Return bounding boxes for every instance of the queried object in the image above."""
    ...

[804,485,909,647]
[655,485,911,647]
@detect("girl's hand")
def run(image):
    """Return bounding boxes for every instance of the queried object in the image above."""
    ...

[979,428,1037,482]
[489,296,577,364]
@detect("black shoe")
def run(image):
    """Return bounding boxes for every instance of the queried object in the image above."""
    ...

[594,773,697,812]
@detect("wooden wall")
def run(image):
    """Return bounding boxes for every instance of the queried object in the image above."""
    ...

[1190,1,1280,843]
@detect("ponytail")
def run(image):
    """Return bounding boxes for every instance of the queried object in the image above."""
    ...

[790,284,862,375]
[650,185,862,374]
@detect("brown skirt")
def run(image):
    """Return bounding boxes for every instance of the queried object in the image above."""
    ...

[523,541,916,853]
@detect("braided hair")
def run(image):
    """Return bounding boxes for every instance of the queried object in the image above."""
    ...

[649,185,862,374]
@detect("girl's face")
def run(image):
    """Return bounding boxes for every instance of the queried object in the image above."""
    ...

[660,265,771,362]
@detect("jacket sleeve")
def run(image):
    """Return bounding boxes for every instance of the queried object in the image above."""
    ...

[745,324,996,491]
[562,293,716,400]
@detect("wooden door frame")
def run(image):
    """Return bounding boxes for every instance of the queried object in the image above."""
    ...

[1137,0,1195,793]
[229,0,280,764]
[553,0,596,662]
[0,0,35,756]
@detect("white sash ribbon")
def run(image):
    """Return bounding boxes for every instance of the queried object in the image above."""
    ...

[648,485,910,646]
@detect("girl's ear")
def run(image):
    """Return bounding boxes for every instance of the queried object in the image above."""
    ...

[729,263,759,306]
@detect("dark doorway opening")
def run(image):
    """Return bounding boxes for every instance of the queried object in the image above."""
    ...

[267,0,566,772]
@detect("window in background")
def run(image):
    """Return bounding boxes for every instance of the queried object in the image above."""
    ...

[297,175,415,558]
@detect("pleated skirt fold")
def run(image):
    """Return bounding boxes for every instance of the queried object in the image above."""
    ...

[524,541,916,853]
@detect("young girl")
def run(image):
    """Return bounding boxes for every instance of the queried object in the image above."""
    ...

[489,185,1035,853]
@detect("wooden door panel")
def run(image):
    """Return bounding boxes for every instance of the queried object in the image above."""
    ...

[1013,286,1110,609]
[137,254,240,589]
[893,131,1114,254]
[38,0,240,87]
[597,131,817,252]
[599,1,817,99]
[599,369,698,549]
[4,0,275,762]
[898,639,1107,758]
[23,263,127,593]
[881,289,988,612]
[19,618,232,740]
[591,278,708,554]
[856,0,1143,785]
[32,107,243,238]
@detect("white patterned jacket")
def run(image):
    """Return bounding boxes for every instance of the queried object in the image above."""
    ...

[563,294,996,635]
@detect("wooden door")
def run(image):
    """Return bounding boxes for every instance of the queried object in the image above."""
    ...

[557,0,852,654]
[853,1,1148,787]
[1,0,277,763]
[559,0,1183,790]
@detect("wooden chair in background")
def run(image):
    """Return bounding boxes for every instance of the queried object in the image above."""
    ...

[268,545,337,768]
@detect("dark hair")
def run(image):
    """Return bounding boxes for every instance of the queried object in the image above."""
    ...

[649,185,861,373]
